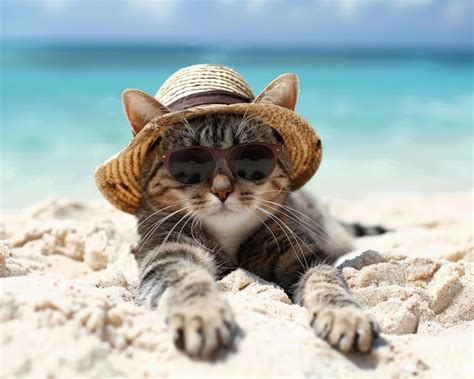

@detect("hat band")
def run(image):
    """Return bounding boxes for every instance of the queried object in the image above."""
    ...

[166,90,252,111]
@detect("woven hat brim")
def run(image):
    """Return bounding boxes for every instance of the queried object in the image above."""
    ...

[95,103,322,214]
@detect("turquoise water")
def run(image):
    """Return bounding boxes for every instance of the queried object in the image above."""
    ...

[1,46,473,209]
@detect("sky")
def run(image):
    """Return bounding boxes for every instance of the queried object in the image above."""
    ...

[0,0,473,49]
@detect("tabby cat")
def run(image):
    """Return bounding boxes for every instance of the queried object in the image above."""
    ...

[123,77,383,359]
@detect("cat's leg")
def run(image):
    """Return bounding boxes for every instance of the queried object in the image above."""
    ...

[294,264,379,353]
[137,242,236,359]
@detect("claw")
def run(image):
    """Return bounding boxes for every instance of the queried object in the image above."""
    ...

[310,307,378,354]
[167,298,237,359]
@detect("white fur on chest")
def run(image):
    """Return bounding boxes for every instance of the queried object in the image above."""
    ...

[202,211,259,264]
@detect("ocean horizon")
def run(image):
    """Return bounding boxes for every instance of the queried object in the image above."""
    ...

[1,44,473,210]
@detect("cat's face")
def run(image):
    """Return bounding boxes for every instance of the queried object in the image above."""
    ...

[138,114,291,223]
[122,72,299,229]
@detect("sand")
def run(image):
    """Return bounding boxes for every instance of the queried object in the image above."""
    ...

[1,191,473,378]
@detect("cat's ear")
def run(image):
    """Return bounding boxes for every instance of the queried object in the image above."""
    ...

[122,89,170,134]
[253,74,298,111]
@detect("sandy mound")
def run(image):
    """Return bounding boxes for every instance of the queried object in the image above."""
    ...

[1,192,473,378]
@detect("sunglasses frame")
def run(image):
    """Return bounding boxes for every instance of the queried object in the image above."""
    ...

[160,143,283,185]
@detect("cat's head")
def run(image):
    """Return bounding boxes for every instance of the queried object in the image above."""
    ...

[122,74,298,225]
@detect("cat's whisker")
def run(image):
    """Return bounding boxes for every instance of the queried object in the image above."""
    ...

[260,206,313,269]
[258,200,350,256]
[277,202,350,254]
[138,212,177,251]
[120,199,193,246]
[257,198,345,267]
[247,208,281,253]
[118,195,197,250]
[137,205,193,256]
[176,210,196,243]
[177,114,197,140]
[236,118,266,141]
[257,198,351,254]
[189,213,214,255]
[256,206,308,270]
[234,111,247,140]
[158,210,195,251]
[257,203,329,265]
[140,207,195,273]
[235,109,258,139]
[262,208,310,270]
[256,199,333,244]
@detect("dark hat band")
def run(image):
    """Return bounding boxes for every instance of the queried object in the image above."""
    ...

[166,90,253,111]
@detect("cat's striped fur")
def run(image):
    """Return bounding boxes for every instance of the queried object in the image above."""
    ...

[132,113,382,359]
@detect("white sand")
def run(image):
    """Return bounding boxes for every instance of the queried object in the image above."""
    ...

[1,192,473,378]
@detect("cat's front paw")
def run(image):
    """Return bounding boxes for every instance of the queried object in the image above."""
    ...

[167,297,237,359]
[310,306,380,353]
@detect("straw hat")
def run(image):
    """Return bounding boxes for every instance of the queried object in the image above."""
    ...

[95,64,322,214]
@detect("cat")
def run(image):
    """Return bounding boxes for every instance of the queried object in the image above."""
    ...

[123,79,384,359]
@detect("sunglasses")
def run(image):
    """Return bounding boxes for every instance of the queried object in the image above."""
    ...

[160,143,283,185]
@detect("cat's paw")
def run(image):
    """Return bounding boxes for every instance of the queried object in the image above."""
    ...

[310,306,380,353]
[167,297,237,359]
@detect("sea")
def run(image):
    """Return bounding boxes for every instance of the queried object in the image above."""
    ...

[1,44,473,210]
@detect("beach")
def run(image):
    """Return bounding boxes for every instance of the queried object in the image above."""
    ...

[1,191,472,378]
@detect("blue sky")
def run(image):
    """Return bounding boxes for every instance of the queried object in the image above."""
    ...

[1,0,473,49]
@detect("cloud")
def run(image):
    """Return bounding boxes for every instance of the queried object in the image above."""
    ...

[4,0,471,47]
[34,0,440,21]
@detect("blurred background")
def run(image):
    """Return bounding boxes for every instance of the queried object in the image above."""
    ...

[1,0,473,210]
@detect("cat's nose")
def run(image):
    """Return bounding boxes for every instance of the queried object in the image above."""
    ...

[211,187,232,202]
[211,174,233,202]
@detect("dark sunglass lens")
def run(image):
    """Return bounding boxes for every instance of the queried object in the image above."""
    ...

[168,148,213,184]
[231,145,275,181]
